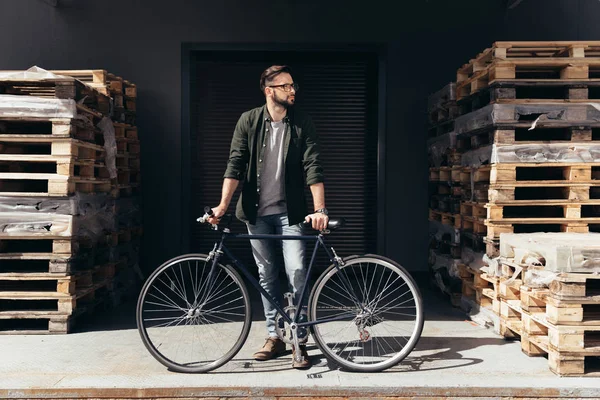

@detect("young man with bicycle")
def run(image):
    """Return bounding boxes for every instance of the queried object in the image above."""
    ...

[207,65,329,369]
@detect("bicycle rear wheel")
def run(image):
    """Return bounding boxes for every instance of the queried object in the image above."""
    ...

[136,253,251,373]
[309,254,424,372]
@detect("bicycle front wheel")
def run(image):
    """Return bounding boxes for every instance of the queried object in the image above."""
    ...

[136,254,251,373]
[309,254,424,372]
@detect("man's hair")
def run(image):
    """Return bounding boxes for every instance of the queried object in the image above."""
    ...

[260,65,292,93]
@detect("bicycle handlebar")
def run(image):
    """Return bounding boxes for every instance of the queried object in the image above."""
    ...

[196,206,330,233]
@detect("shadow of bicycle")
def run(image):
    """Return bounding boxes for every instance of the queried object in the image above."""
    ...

[308,335,514,374]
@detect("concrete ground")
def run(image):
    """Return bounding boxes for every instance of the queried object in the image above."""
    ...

[1,284,600,399]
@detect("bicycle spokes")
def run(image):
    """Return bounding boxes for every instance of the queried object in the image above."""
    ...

[138,256,251,372]
[311,257,423,371]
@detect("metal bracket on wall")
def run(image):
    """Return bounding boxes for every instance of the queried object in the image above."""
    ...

[38,0,59,6]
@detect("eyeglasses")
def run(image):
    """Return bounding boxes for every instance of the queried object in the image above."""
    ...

[268,83,299,92]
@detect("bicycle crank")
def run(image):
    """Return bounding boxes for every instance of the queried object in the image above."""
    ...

[275,292,309,345]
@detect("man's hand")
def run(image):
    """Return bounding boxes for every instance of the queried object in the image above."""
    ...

[305,212,329,232]
[207,205,227,225]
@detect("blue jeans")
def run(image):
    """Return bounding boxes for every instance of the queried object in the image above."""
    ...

[247,213,306,338]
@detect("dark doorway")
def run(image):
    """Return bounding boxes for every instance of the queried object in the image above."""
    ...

[187,49,380,271]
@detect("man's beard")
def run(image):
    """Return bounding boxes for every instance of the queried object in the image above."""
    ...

[273,92,294,108]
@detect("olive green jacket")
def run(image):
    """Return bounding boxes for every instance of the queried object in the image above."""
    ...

[224,105,324,225]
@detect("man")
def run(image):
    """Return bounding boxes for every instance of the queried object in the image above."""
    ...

[207,65,328,369]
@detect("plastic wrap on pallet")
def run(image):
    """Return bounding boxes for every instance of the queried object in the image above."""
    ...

[0,94,77,119]
[114,197,142,228]
[0,193,113,215]
[429,220,459,244]
[0,197,115,242]
[97,116,118,179]
[462,142,600,166]
[0,212,74,236]
[0,66,67,81]
[430,252,462,292]
[460,246,487,272]
[428,132,457,167]
[462,295,499,332]
[461,146,492,167]
[490,143,600,163]
[499,232,600,273]
[454,103,600,135]
[427,83,456,112]
[483,253,501,277]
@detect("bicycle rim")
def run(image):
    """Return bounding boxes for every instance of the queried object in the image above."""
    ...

[137,254,251,373]
[309,255,424,372]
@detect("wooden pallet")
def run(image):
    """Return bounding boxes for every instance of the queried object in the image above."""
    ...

[0,272,113,314]
[112,123,138,140]
[49,70,119,95]
[458,79,600,116]
[459,231,498,256]
[47,71,137,125]
[460,184,489,203]
[457,54,600,101]
[549,273,600,299]
[459,264,500,311]
[429,103,458,126]
[0,262,115,294]
[500,296,600,376]
[116,138,140,155]
[429,167,462,182]
[457,126,599,152]
[0,237,76,255]
[427,119,455,139]
[0,136,107,177]
[518,330,600,376]
[429,209,461,228]
[459,167,491,184]
[485,200,600,221]
[485,220,599,240]
[454,103,600,136]
[489,163,600,184]
[458,42,600,84]
[0,76,110,115]
[428,82,457,111]
[489,181,600,203]
[112,184,140,198]
[0,254,76,274]
[0,134,111,195]
[0,280,113,334]
[460,201,487,218]
[0,117,102,143]
[0,173,111,196]
[461,215,487,236]
[500,263,600,326]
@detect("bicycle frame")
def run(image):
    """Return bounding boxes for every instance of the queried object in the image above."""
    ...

[205,230,361,329]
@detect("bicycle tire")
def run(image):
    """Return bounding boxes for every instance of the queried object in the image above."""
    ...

[136,253,252,373]
[309,254,424,372]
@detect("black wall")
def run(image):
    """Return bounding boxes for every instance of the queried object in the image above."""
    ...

[1,0,548,273]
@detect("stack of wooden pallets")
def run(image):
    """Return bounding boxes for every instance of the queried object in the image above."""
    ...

[495,233,600,376]
[427,83,464,305]
[0,68,142,334]
[51,70,141,198]
[428,41,600,311]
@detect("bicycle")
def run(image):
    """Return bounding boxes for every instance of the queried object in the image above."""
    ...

[136,208,424,373]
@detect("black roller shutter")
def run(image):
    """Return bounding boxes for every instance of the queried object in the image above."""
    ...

[189,51,378,274]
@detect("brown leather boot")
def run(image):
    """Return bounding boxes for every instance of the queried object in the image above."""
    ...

[291,345,311,369]
[253,337,286,361]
